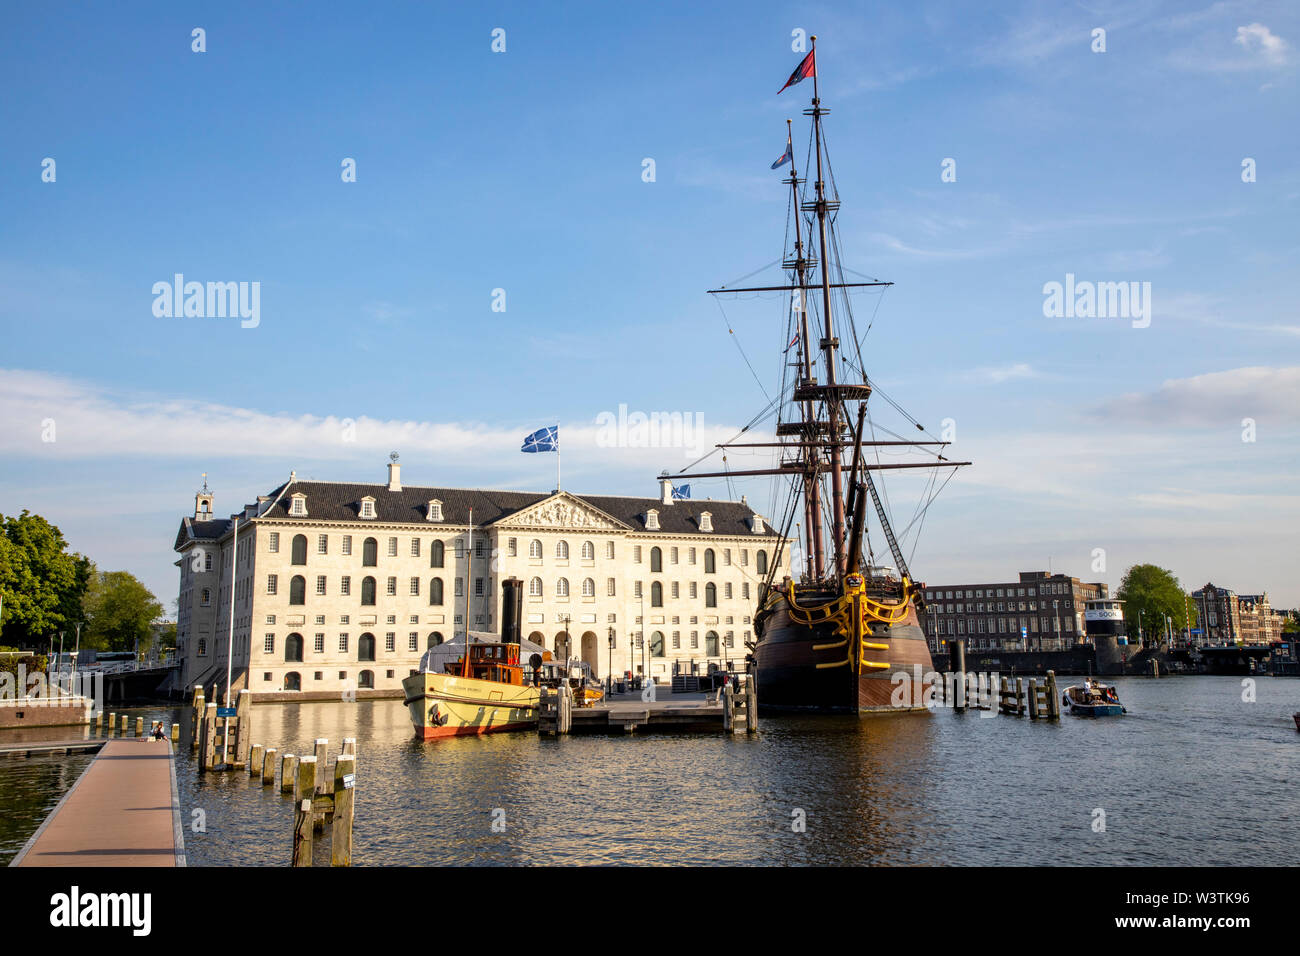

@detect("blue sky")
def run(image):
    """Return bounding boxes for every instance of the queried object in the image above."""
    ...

[2,1,1297,610]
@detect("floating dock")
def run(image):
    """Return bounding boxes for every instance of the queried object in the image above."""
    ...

[9,738,186,867]
[539,682,757,735]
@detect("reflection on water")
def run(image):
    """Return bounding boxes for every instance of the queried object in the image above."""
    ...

[3,677,1297,865]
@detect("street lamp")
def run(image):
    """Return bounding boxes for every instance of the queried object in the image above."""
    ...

[607,628,615,696]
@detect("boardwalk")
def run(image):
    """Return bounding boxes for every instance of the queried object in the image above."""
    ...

[9,738,185,867]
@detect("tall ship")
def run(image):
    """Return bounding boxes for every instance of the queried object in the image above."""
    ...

[668,38,969,713]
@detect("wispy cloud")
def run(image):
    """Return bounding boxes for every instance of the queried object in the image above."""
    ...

[1094,365,1300,426]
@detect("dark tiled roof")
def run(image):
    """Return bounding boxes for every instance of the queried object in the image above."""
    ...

[250,481,777,538]
[173,517,233,551]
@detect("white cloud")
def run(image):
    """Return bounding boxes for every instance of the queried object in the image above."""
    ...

[1235,22,1289,65]
[1096,365,1300,426]
[961,363,1040,384]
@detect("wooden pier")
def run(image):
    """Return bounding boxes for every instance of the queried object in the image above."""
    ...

[9,738,186,867]
[539,681,757,735]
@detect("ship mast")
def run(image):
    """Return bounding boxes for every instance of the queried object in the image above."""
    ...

[783,117,824,581]
[806,34,848,578]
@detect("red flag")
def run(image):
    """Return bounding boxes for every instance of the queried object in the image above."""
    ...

[778,49,816,93]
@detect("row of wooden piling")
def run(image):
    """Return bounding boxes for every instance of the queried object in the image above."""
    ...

[187,685,357,865]
[91,711,181,741]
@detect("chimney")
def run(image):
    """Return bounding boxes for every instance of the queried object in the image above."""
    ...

[387,460,402,492]
[659,476,673,505]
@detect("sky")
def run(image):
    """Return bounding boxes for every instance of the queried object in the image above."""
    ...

[1,0,1297,612]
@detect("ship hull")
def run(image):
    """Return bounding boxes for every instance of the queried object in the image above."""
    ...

[401,672,540,740]
[753,589,934,714]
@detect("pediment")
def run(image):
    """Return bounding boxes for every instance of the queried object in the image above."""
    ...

[496,492,627,531]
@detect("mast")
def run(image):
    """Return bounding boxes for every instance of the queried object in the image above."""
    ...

[808,34,848,577]
[462,506,473,678]
[784,116,824,580]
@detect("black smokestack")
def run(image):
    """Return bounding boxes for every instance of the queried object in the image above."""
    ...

[501,577,523,644]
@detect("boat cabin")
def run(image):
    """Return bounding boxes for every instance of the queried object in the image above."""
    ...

[446,641,524,685]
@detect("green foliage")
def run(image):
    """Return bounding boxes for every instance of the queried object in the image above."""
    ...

[1283,617,1299,634]
[0,511,91,647]
[82,570,163,654]
[1116,564,1197,643]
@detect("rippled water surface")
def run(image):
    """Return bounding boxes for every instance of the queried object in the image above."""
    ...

[3,676,1296,865]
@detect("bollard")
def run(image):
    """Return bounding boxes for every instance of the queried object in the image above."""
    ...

[292,799,313,867]
[95,712,104,733]
[745,677,758,733]
[1028,678,1040,720]
[280,754,295,794]
[262,747,278,786]
[136,716,145,737]
[249,744,264,777]
[296,757,319,831]
[107,712,116,736]
[1045,671,1061,720]
[313,739,328,793]
[120,714,129,735]
[332,755,356,866]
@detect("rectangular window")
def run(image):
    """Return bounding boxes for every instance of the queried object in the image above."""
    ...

[410,577,420,596]
[671,547,679,564]
[740,550,748,566]
[606,542,615,560]
[634,581,643,599]
[385,632,396,652]
[455,578,464,597]
[268,532,280,553]
[724,549,731,566]
[315,614,325,625]
[410,538,421,557]
[672,632,680,649]
[743,582,750,600]
[318,534,328,554]
[690,582,698,599]
[388,537,398,557]
[725,583,733,600]
[264,634,274,653]
[267,574,278,595]
[387,576,397,596]
[607,578,616,597]
[342,535,352,556]
[314,633,324,652]
[316,575,327,596]
[339,634,349,652]
[475,577,484,597]
[455,540,464,558]
[689,548,697,565]
[408,632,418,651]
[508,538,517,557]
[340,576,351,596]
[634,546,642,563]
[672,582,680,599]
[475,540,485,558]
[690,631,699,649]
[341,615,349,625]
[265,615,276,625]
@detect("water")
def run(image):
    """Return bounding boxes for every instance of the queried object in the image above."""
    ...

[2,677,1296,865]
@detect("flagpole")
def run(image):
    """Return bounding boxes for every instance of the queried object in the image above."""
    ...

[556,431,561,492]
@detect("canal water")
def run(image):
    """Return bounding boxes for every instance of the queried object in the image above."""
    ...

[2,675,1296,865]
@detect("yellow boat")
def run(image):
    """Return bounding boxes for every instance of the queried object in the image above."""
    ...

[402,641,540,740]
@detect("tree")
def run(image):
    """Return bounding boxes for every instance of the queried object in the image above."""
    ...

[81,571,163,654]
[1116,564,1197,644]
[0,511,90,648]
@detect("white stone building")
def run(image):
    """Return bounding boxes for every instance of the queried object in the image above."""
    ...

[174,461,788,701]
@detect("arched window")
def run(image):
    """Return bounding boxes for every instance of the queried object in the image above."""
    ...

[556,578,569,597]
[705,582,717,607]
[650,631,665,657]
[529,540,542,559]
[363,537,378,567]
[291,534,307,565]
[704,549,716,573]
[556,540,569,560]
[285,633,304,662]
[283,672,301,691]
[651,581,664,607]
[290,575,306,605]
[529,577,543,597]
[581,541,594,560]
[430,540,445,568]
[428,632,444,648]
[358,670,375,689]
[705,631,720,656]
[361,576,376,605]
[358,633,376,662]
[650,547,662,573]
[197,638,207,655]
[430,579,444,605]
[756,550,768,575]
[582,577,595,597]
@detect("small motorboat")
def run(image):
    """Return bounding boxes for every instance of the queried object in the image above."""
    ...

[1062,678,1126,717]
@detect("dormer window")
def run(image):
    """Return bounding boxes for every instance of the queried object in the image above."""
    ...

[699,511,713,533]
[289,494,308,517]
[359,497,376,519]
[427,499,444,522]
[751,515,765,534]
[645,509,660,531]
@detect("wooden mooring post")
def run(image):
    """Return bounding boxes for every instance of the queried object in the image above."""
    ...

[1045,671,1061,720]
[539,686,573,735]
[952,639,967,713]
[135,716,144,737]
[280,754,296,793]
[292,799,313,867]
[248,744,264,777]
[170,722,180,743]
[261,747,277,786]
[332,755,356,867]
[198,702,219,771]
[190,686,205,750]
[106,711,115,736]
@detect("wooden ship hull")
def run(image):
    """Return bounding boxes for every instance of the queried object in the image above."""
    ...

[401,672,539,740]
[753,583,934,714]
